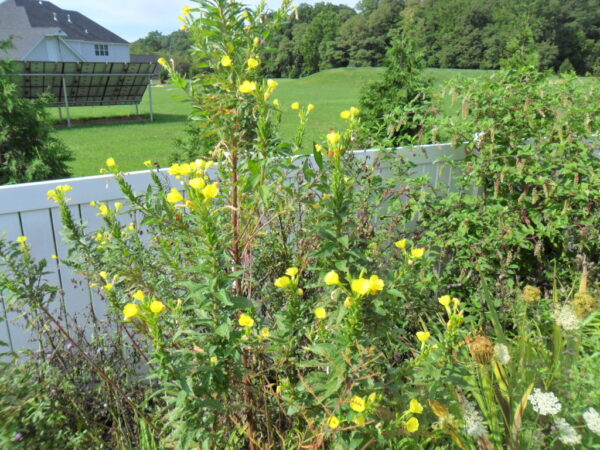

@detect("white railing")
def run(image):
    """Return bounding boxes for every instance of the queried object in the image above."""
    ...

[0,144,464,355]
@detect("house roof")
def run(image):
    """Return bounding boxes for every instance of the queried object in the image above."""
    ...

[12,0,128,44]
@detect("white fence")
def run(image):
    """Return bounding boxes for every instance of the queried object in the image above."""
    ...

[0,144,464,355]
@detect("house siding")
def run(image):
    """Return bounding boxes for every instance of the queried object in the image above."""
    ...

[71,41,130,63]
[23,36,82,62]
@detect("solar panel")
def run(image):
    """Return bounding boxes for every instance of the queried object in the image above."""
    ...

[9,61,158,107]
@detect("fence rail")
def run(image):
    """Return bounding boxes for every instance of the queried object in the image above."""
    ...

[0,144,464,356]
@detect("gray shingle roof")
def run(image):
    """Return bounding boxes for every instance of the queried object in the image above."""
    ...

[14,0,128,44]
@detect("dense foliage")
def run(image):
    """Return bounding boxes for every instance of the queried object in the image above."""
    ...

[133,0,600,77]
[0,1,599,448]
[0,41,73,185]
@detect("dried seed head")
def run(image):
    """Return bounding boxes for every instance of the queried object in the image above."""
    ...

[466,335,494,366]
[572,292,597,319]
[523,285,542,304]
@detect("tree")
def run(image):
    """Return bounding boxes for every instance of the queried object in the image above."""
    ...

[0,41,72,185]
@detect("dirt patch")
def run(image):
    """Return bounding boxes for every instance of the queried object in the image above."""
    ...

[54,115,151,128]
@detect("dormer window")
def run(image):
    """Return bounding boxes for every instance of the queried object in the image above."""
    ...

[94,44,109,56]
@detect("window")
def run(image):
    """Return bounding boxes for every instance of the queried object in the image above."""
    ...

[94,44,109,56]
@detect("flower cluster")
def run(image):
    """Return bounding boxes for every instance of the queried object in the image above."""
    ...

[122,289,167,322]
[529,388,562,416]
[583,407,600,436]
[554,418,581,445]
[462,400,488,439]
[552,302,581,331]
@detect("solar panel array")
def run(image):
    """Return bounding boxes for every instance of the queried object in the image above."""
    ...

[10,61,157,106]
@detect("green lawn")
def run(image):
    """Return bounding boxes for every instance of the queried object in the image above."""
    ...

[53,67,492,177]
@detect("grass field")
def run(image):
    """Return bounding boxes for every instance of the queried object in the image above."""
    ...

[52,67,493,177]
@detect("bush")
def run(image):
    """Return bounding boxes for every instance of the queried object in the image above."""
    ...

[0,40,73,185]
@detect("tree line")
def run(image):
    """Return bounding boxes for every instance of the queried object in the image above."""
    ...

[132,0,599,76]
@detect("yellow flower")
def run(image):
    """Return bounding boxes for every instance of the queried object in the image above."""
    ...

[253,37,259,46]
[274,276,291,288]
[351,278,371,296]
[133,290,145,301]
[114,202,123,212]
[328,415,340,429]
[106,157,116,167]
[297,288,304,296]
[453,297,461,307]
[406,417,419,433]
[307,104,315,112]
[166,188,184,204]
[324,271,340,285]
[104,283,113,291]
[99,271,108,280]
[47,189,57,200]
[181,24,188,31]
[411,248,425,259]
[98,204,109,216]
[291,101,300,110]
[144,160,152,168]
[150,300,166,314]
[267,79,279,90]
[272,99,280,107]
[123,303,139,321]
[202,183,219,200]
[264,92,271,101]
[158,57,168,67]
[368,392,377,403]
[182,5,192,15]
[350,395,366,412]
[354,415,366,426]
[315,144,324,153]
[350,106,360,117]
[368,275,384,294]
[285,267,299,277]
[210,356,218,364]
[314,307,327,320]
[238,80,257,94]
[189,177,206,190]
[221,55,232,67]
[438,295,451,307]
[394,239,407,249]
[16,236,27,244]
[409,398,423,414]
[239,313,254,327]
[327,131,341,146]
[260,327,270,339]
[416,331,430,343]
[51,254,58,259]
[344,297,353,307]
[340,110,351,120]
[247,58,260,69]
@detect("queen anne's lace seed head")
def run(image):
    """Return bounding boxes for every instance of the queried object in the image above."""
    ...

[529,388,562,416]
[462,400,488,439]
[552,303,581,331]
[583,407,600,436]
[494,343,511,365]
[554,418,581,445]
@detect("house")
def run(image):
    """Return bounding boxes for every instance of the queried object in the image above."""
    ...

[0,0,130,63]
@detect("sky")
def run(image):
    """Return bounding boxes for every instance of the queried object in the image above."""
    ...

[49,0,357,42]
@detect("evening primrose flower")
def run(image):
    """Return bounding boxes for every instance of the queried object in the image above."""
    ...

[103,283,113,291]
[409,399,423,414]
[247,57,260,69]
[221,55,232,67]
[368,275,384,294]
[150,300,167,314]
[411,248,425,259]
[132,290,145,301]
[327,131,341,146]
[16,236,27,244]
[106,157,116,167]
[99,271,108,280]
[328,415,340,429]
[291,101,300,110]
[354,415,366,426]
[350,396,366,412]
[210,356,219,364]
[114,202,123,212]
[123,303,139,321]
[98,204,109,216]
[286,267,299,277]
[189,177,206,190]
[344,297,353,307]
[158,57,168,67]
[324,271,340,285]
[272,99,280,107]
[416,331,430,343]
[406,417,419,433]
[238,80,257,93]
[267,79,279,91]
[307,104,315,112]
[394,239,407,249]
[144,160,152,168]
[438,295,451,307]
[274,276,291,288]
[166,188,184,204]
[351,278,371,296]
[182,5,192,15]
[314,307,327,319]
[239,313,254,328]
[349,106,360,117]
[340,110,351,120]
[260,327,270,339]
[202,183,219,200]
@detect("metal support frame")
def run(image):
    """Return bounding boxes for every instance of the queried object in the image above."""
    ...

[61,75,71,128]
[148,78,154,122]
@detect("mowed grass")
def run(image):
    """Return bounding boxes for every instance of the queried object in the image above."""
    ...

[52,67,492,177]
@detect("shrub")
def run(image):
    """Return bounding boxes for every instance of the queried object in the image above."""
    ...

[0,40,73,185]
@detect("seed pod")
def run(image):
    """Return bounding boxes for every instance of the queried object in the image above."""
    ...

[466,335,494,365]
[523,285,542,304]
